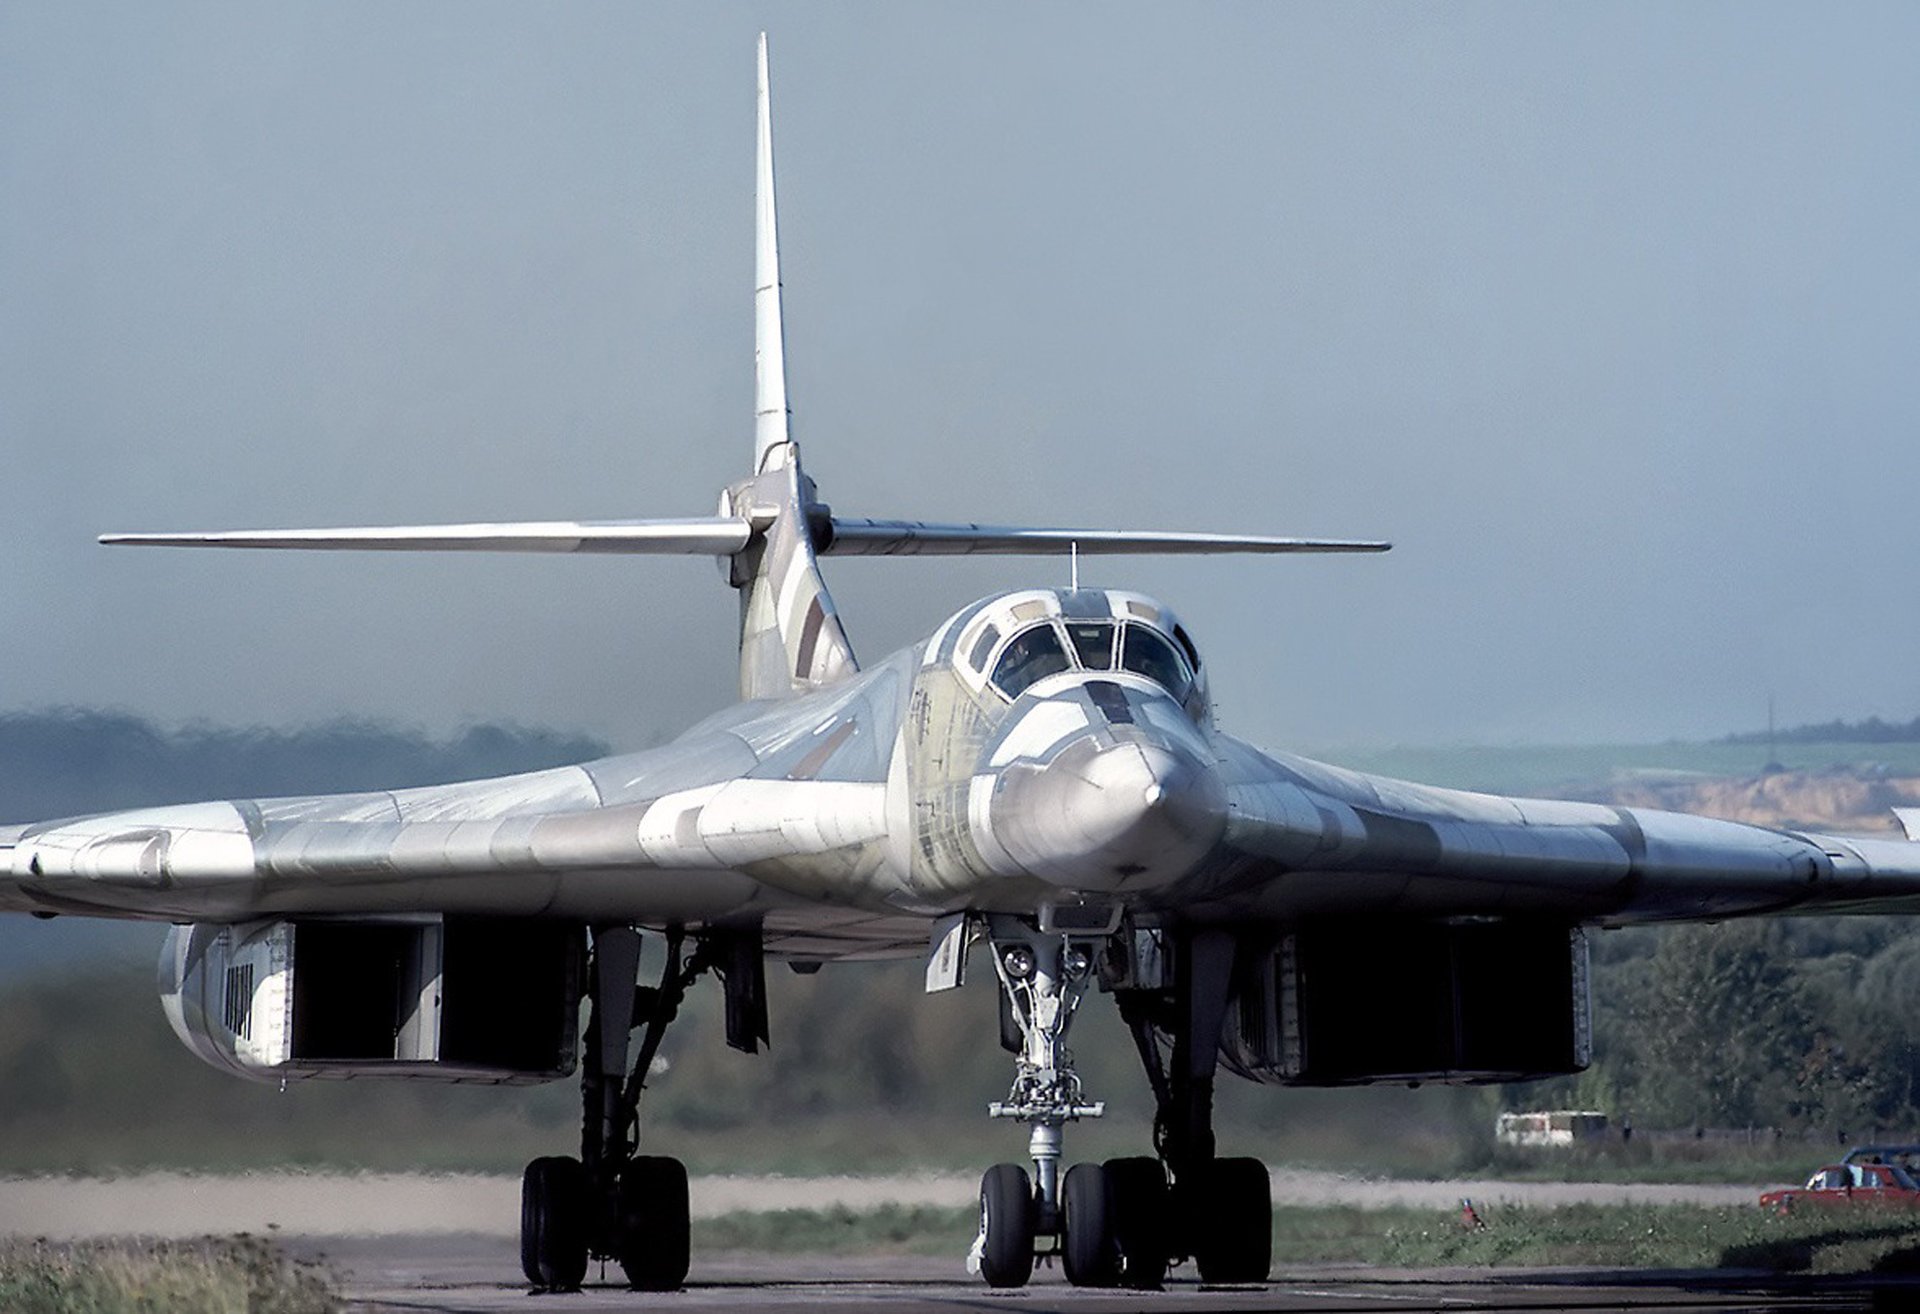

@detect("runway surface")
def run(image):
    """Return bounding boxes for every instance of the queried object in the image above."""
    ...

[0,1170,1764,1240]
[298,1236,1908,1313]
[7,1173,1904,1310]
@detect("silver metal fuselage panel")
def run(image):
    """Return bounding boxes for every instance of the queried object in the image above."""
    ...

[7,586,1920,955]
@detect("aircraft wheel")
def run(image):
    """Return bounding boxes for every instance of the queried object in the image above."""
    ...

[1193,1156,1272,1284]
[520,1155,588,1290]
[1103,1156,1169,1289]
[976,1162,1036,1288]
[1060,1161,1120,1287]
[615,1154,691,1291]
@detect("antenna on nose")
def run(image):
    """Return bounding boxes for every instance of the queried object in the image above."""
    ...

[1070,541,1080,592]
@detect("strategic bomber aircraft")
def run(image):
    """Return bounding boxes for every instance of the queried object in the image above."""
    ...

[9,36,1920,1294]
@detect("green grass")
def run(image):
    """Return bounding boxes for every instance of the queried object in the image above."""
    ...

[0,1236,335,1314]
[697,1203,978,1255]
[693,1200,1920,1274]
[1349,1202,1920,1273]
[1474,1140,1831,1187]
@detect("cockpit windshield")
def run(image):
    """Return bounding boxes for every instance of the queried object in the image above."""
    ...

[991,625,1072,698]
[1064,622,1114,670]
[1120,625,1192,702]
[987,617,1195,703]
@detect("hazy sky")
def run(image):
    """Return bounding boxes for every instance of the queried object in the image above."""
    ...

[5,3,1918,755]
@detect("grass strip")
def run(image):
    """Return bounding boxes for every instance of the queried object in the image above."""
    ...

[1271,1202,1914,1271]
[0,1234,335,1314]
[695,1203,978,1255]
[697,1200,1920,1275]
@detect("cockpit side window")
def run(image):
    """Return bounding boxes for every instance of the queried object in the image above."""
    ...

[1172,623,1201,671]
[1065,622,1115,670]
[966,623,1002,674]
[1120,624,1192,701]
[992,624,1072,698]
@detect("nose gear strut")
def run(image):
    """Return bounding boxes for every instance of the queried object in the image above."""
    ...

[968,921,1274,1291]
[969,917,1105,1287]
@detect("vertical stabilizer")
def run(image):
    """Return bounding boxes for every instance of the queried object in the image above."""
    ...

[95,38,1388,707]
[731,37,858,700]
[730,447,858,700]
[753,32,790,472]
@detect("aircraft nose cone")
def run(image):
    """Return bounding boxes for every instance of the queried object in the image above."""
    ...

[988,736,1226,892]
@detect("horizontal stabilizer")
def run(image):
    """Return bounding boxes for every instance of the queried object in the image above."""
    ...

[102,516,1388,561]
[101,518,754,555]
[821,519,1390,556]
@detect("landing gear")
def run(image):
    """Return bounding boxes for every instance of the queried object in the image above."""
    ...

[616,1155,692,1290]
[1192,1156,1273,1283]
[1059,1160,1121,1283]
[521,924,751,1293]
[967,918,1104,1289]
[1104,1154,1172,1287]
[975,1162,1037,1288]
[1058,1161,1114,1286]
[1115,926,1272,1286]
[967,920,1272,1289]
[520,1156,588,1291]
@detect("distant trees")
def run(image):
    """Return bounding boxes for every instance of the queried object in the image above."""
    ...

[0,709,609,819]
[1567,920,1919,1135]
[1626,923,1818,1127]
[1722,715,1920,746]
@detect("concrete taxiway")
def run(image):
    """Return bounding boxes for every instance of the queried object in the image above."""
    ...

[5,1174,1908,1310]
[0,1170,1764,1240]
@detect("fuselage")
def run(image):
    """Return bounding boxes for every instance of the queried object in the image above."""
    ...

[8,585,1920,940]
[0,589,1225,930]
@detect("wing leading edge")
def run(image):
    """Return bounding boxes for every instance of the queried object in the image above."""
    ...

[0,653,922,933]
[1207,738,1920,924]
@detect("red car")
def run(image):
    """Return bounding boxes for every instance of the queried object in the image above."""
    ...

[1760,1161,1920,1211]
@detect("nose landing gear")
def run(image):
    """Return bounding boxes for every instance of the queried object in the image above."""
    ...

[970,919,1111,1288]
[970,921,1272,1290]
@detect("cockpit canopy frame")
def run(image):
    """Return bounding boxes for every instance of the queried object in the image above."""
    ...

[934,588,1209,718]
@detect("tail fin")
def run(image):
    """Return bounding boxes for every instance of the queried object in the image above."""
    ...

[725,444,857,701]
[727,34,859,700]
[753,32,791,473]
[98,36,1386,707]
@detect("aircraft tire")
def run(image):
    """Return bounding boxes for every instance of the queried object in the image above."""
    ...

[520,1155,588,1290]
[1060,1161,1120,1287]
[1192,1156,1272,1284]
[976,1162,1036,1288]
[615,1154,692,1291]
[1103,1156,1169,1289]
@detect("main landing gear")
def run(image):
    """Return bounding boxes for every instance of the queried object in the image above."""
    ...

[521,923,765,1292]
[970,919,1272,1289]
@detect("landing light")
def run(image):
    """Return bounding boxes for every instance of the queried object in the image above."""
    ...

[1002,945,1036,979]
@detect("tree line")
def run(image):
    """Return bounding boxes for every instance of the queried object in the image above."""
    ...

[1525,917,1920,1135]
[1721,715,1920,746]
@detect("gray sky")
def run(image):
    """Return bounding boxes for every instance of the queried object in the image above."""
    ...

[4,2,1918,755]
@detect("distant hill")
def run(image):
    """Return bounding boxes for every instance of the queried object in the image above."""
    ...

[0,709,609,979]
[1313,740,1920,799]
[1722,715,1920,746]
[1573,768,1920,833]
[0,708,608,821]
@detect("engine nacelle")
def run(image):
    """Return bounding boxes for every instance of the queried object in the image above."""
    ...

[159,916,583,1083]
[1221,919,1591,1086]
